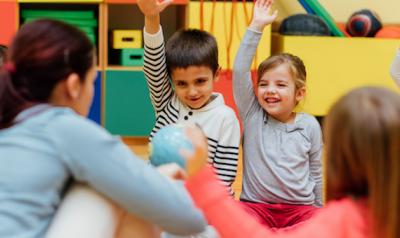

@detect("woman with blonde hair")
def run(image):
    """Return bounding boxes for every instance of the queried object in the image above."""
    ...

[185,86,400,238]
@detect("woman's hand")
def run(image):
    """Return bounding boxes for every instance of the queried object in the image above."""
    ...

[157,163,187,180]
[180,125,208,177]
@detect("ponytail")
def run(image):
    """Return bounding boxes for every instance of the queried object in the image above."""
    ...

[0,67,26,129]
[0,19,95,129]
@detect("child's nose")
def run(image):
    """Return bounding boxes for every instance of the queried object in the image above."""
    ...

[188,87,198,96]
[266,87,277,94]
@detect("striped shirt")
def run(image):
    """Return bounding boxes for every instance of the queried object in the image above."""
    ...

[143,27,241,194]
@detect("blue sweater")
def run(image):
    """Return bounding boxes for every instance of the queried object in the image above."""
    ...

[0,105,205,237]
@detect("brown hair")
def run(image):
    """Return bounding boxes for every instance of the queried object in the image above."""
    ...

[0,19,95,129]
[257,53,306,90]
[324,87,400,238]
[0,44,7,66]
[166,29,219,75]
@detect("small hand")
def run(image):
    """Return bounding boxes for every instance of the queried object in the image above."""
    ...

[180,125,208,177]
[249,0,278,32]
[157,163,187,180]
[137,0,173,18]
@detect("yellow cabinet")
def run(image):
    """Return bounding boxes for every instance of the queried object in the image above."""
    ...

[272,34,400,116]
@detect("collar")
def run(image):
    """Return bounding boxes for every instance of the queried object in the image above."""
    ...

[264,112,305,132]
[14,104,52,124]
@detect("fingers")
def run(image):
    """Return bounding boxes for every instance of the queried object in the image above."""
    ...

[159,0,174,12]
[157,163,187,180]
[184,125,208,152]
[181,125,208,177]
[271,9,278,20]
[185,144,207,177]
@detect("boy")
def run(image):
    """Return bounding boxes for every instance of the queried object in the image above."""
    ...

[137,0,240,195]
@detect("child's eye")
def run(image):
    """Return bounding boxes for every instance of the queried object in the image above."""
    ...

[278,84,287,87]
[176,81,186,87]
[196,79,207,85]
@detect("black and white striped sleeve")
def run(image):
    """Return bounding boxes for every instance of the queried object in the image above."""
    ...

[143,27,174,115]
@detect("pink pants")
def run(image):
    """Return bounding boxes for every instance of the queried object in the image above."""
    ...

[240,201,319,229]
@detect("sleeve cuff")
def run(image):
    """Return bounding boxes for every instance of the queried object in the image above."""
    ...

[247,27,263,34]
[143,26,164,48]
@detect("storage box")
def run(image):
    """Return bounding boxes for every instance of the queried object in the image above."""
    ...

[112,30,142,49]
[21,10,95,19]
[121,48,144,66]
[272,34,400,116]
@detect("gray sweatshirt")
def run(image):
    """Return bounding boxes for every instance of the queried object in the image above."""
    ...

[233,29,323,206]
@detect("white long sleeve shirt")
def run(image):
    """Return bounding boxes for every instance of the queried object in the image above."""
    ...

[143,27,241,194]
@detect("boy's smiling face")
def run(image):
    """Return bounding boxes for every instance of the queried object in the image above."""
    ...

[171,65,217,109]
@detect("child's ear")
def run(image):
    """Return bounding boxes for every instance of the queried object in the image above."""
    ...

[295,86,306,102]
[213,67,222,82]
[65,73,81,100]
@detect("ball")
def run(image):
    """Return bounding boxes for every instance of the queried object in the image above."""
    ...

[149,124,194,168]
[346,9,382,37]
[279,14,331,36]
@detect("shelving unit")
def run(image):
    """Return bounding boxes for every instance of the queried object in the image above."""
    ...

[103,2,188,136]
[3,0,189,137]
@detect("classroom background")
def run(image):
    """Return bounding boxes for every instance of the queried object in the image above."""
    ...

[1,0,399,196]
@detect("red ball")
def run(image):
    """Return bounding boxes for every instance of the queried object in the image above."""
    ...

[346,9,382,37]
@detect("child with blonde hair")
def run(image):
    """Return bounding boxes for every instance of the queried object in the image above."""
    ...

[232,0,322,228]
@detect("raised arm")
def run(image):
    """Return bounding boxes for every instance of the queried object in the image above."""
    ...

[233,0,278,119]
[138,0,175,114]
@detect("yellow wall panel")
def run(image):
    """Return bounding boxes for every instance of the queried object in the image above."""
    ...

[272,34,400,116]
[275,0,400,24]
[189,1,271,70]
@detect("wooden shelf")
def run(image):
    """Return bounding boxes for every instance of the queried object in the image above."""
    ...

[106,65,142,71]
[19,0,101,3]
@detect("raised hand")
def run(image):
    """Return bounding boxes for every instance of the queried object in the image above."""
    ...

[249,0,278,32]
[137,0,173,18]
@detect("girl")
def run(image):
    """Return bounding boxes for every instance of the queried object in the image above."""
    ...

[233,0,322,228]
[185,86,400,238]
[0,19,206,237]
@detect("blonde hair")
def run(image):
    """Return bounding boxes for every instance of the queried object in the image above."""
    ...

[324,87,400,238]
[257,53,306,90]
